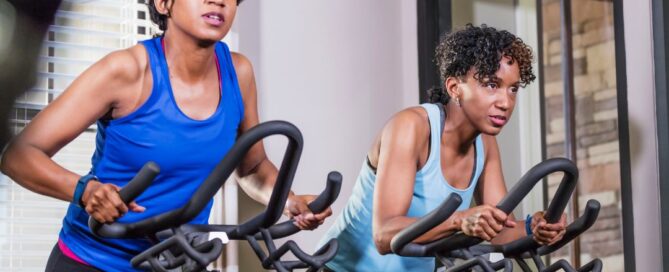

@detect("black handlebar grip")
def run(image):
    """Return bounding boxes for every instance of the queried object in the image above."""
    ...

[536,199,600,256]
[255,172,343,239]
[496,157,578,224]
[390,193,462,256]
[88,121,304,239]
[307,171,342,213]
[415,158,579,254]
[118,162,161,203]
[88,162,160,238]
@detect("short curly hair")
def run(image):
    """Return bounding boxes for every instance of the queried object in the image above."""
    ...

[147,0,244,33]
[429,24,536,104]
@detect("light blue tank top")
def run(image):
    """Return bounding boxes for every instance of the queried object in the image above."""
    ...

[318,103,485,272]
[58,37,244,272]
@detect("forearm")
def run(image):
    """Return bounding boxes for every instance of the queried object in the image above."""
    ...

[1,142,79,202]
[374,212,463,255]
[237,158,280,205]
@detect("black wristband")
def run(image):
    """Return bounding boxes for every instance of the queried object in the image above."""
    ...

[73,173,97,208]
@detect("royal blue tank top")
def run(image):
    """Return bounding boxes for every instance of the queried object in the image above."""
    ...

[58,37,244,272]
[318,103,485,272]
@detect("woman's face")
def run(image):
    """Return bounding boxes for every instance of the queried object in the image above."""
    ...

[162,0,237,43]
[457,56,521,136]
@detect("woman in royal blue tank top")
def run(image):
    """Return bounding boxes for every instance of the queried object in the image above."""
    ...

[0,1,332,271]
[319,25,571,271]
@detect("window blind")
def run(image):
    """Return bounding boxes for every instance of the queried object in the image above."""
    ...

[0,1,154,270]
[1,0,239,269]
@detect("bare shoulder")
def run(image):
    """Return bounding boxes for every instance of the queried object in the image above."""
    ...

[97,45,148,84]
[230,52,254,81]
[56,44,151,118]
[382,106,431,142]
[388,106,429,129]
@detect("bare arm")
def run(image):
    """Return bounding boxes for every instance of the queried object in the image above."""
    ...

[1,49,143,200]
[230,52,277,204]
[372,109,464,254]
[0,47,148,222]
[231,52,331,229]
[476,135,568,245]
[473,135,526,244]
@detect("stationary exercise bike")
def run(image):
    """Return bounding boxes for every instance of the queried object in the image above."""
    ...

[88,121,342,272]
[391,158,603,272]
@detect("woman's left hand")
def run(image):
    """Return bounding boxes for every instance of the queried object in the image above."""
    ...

[531,211,567,245]
[284,194,333,230]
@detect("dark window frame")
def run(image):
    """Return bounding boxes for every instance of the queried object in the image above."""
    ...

[652,0,669,270]
[613,0,635,271]
[417,0,451,103]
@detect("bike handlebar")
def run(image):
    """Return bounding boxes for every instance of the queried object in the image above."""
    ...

[391,158,579,256]
[251,171,342,240]
[89,120,304,239]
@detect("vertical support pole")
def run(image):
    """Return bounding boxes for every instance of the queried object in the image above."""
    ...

[559,0,580,267]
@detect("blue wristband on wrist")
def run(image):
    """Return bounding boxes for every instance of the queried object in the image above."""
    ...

[73,173,97,208]
[525,214,533,235]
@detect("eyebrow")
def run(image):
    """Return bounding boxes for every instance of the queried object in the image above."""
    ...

[480,76,520,86]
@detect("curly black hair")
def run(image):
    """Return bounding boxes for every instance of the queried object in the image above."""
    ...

[147,0,244,33]
[429,24,536,105]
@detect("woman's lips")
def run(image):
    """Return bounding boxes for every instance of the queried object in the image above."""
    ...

[489,115,507,126]
[202,13,224,27]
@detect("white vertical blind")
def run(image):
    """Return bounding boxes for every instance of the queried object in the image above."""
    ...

[1,0,240,270]
[0,1,155,270]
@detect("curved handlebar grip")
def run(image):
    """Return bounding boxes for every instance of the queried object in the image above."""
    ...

[118,162,161,203]
[452,198,601,258]
[497,157,578,223]
[88,162,160,238]
[89,121,303,238]
[307,171,342,213]
[419,158,579,254]
[536,199,600,256]
[390,193,462,256]
[252,171,343,239]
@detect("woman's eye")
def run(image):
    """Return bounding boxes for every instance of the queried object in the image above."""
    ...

[485,82,498,89]
[510,87,519,93]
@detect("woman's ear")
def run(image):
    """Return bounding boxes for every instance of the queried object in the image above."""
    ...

[153,0,171,16]
[445,77,461,101]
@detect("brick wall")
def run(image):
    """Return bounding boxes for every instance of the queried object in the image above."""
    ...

[541,0,624,270]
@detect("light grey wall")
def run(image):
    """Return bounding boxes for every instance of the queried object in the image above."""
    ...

[622,0,663,270]
[452,0,517,31]
[233,0,418,270]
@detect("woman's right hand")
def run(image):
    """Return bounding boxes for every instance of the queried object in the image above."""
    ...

[456,205,515,241]
[81,180,145,223]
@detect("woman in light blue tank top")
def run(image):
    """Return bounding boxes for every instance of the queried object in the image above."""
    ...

[319,25,569,271]
[1,1,333,271]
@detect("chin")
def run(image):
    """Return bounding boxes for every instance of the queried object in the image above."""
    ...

[195,29,229,43]
[481,126,503,136]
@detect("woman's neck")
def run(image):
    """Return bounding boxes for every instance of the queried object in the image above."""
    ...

[162,31,217,83]
[442,102,480,154]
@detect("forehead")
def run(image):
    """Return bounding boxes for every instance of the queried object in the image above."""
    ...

[466,56,520,83]
[495,57,521,81]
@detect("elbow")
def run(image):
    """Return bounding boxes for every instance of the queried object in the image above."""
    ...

[0,146,11,175]
[0,144,15,176]
[0,155,7,176]
[373,231,392,255]
[1,140,26,179]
